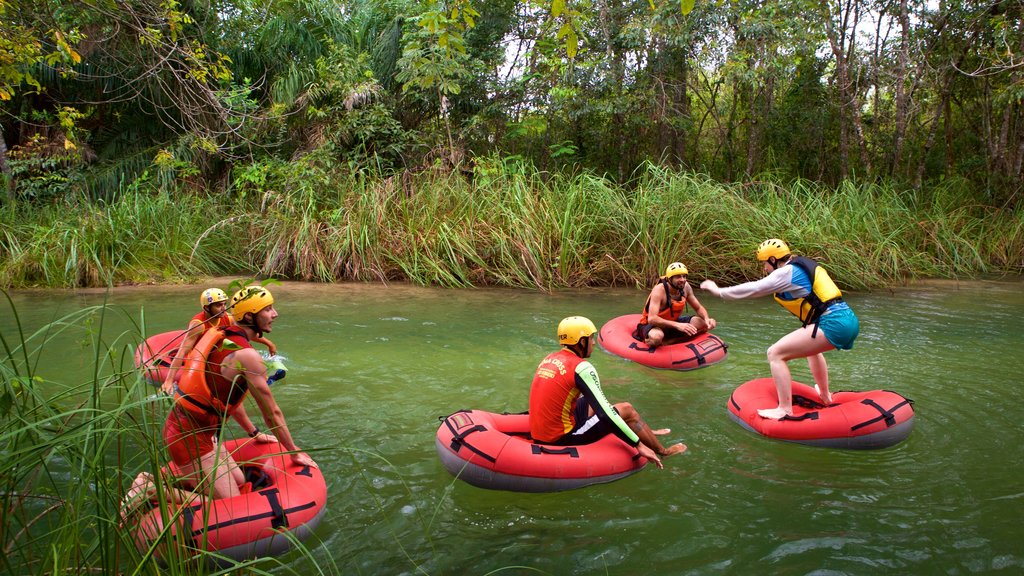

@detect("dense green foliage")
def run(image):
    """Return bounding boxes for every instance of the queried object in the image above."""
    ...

[1,0,1022,198]
[1,159,1020,289]
[0,0,1021,288]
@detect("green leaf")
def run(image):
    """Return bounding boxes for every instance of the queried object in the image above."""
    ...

[552,0,565,18]
[681,0,695,14]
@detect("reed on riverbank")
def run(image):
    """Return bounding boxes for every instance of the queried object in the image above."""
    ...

[1,159,1021,290]
[0,296,336,574]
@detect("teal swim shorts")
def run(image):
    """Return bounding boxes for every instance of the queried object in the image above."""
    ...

[818,303,859,350]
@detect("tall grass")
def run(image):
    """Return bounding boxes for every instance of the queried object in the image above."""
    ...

[0,294,336,575]
[1,158,1021,290]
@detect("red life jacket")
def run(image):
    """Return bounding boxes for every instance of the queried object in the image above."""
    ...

[191,310,234,330]
[529,349,586,443]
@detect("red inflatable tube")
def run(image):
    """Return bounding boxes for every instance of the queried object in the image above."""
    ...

[598,314,728,370]
[727,378,915,449]
[134,331,186,385]
[133,439,327,566]
[436,410,646,492]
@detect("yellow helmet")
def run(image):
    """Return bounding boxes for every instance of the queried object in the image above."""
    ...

[558,316,597,346]
[231,286,274,319]
[756,239,791,261]
[664,262,688,278]
[199,288,228,307]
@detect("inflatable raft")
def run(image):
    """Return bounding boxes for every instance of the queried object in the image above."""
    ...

[436,410,646,492]
[727,378,915,449]
[134,331,186,385]
[134,331,286,387]
[133,438,326,566]
[598,314,727,370]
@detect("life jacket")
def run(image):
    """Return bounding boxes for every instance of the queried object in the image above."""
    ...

[529,349,586,443]
[191,310,233,330]
[638,278,688,325]
[773,256,844,331]
[174,326,253,418]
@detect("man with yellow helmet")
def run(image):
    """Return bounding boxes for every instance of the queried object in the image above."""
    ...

[529,316,687,468]
[161,287,277,394]
[633,262,717,347]
[700,239,860,420]
[163,285,316,500]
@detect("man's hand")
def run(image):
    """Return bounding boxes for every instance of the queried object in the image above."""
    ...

[677,322,698,336]
[637,444,663,469]
[291,451,319,469]
[700,280,721,296]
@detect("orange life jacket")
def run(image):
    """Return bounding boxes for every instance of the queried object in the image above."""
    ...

[174,326,252,418]
[638,278,688,325]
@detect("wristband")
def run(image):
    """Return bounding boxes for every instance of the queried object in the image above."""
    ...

[248,427,260,438]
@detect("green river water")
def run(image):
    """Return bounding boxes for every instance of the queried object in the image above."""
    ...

[3,280,1023,575]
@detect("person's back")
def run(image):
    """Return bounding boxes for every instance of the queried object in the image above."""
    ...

[526,316,687,467]
[529,348,586,443]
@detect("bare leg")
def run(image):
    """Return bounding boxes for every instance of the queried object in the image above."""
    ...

[202,442,244,499]
[808,353,831,404]
[614,402,687,458]
[645,327,666,348]
[759,326,836,419]
[689,316,710,335]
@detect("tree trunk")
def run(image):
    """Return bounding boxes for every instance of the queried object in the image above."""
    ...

[0,124,12,202]
[892,0,911,176]
[824,0,871,177]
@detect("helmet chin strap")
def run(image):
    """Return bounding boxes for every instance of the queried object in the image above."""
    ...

[238,314,264,338]
[566,337,591,358]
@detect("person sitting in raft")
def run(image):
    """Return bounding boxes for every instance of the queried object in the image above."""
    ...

[163,286,316,500]
[633,262,716,348]
[700,239,860,420]
[161,287,277,394]
[529,316,687,468]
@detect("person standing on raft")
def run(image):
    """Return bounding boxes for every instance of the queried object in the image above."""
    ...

[529,316,687,468]
[700,239,860,420]
[163,286,316,500]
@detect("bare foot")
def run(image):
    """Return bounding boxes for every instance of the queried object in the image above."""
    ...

[814,385,833,405]
[659,443,687,456]
[757,407,792,420]
[651,428,671,435]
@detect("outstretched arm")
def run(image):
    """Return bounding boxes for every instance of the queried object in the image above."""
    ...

[685,284,716,330]
[252,335,277,355]
[161,322,203,394]
[573,361,639,446]
[237,349,317,468]
[702,267,794,300]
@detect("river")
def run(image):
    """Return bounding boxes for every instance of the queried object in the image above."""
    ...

[2,279,1022,574]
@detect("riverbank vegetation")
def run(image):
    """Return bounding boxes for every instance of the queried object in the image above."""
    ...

[1,0,1022,290]
[1,160,1021,290]
[0,298,338,573]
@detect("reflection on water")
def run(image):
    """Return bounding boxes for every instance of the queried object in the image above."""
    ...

[3,279,1023,574]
